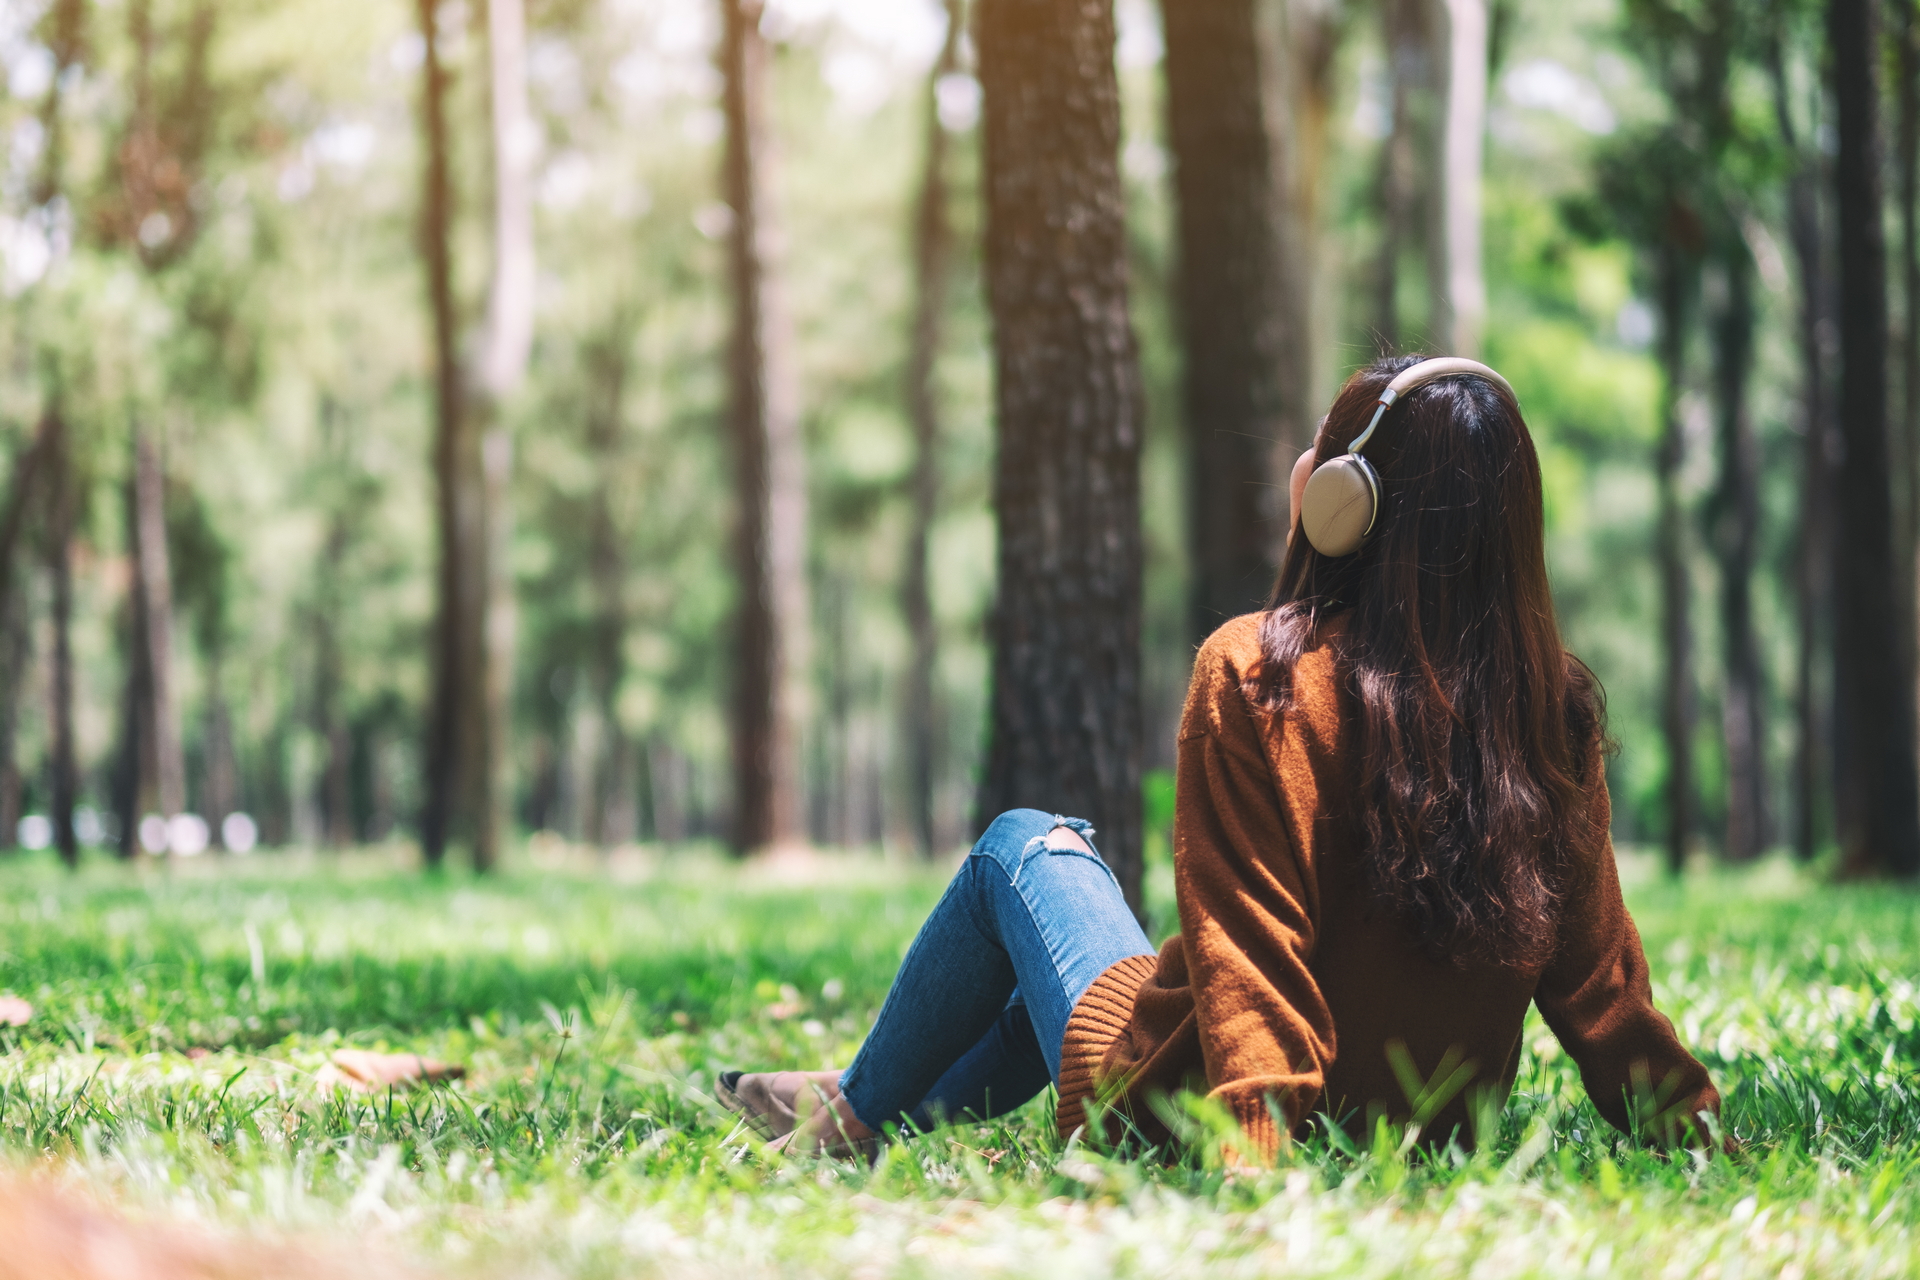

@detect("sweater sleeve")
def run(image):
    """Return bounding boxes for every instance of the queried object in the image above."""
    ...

[1173,637,1336,1161]
[1533,774,1721,1144]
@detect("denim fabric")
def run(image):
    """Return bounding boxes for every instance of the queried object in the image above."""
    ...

[837,808,1155,1133]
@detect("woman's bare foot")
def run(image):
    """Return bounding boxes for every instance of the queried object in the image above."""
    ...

[719,1070,844,1138]
[767,1091,877,1160]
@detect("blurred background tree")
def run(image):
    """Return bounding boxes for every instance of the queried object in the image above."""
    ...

[0,0,1914,883]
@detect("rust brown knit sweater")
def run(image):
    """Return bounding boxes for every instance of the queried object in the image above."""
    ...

[1057,614,1720,1159]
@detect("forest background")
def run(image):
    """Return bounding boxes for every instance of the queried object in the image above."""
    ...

[0,0,1911,889]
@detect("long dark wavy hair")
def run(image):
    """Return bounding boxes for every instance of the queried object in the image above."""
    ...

[1253,355,1607,970]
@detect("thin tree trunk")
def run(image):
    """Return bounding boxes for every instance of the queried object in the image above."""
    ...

[1161,0,1289,641]
[1273,0,1344,456]
[976,0,1146,909]
[1434,0,1487,355]
[131,428,184,827]
[44,412,78,869]
[1655,248,1695,876]
[1768,35,1832,862]
[418,0,474,870]
[1829,0,1920,877]
[471,0,535,873]
[1709,253,1767,860]
[721,0,807,854]
[1373,0,1432,350]
[1898,0,1920,750]
[203,648,236,845]
[0,426,39,848]
[902,0,963,858]
[317,515,351,848]
[585,329,630,848]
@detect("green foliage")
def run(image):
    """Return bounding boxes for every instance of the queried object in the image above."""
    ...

[1,854,1918,1275]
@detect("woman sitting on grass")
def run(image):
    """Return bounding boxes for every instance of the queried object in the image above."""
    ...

[722,355,1720,1161]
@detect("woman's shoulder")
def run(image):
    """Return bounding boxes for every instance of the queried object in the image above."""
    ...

[1184,613,1345,742]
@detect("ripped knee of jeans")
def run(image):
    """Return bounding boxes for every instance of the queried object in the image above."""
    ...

[1043,825,1094,854]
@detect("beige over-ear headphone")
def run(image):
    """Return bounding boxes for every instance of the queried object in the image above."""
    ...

[1298,357,1516,557]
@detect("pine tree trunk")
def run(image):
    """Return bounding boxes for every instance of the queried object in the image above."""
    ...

[418,0,475,870]
[45,412,79,869]
[1710,254,1767,860]
[721,0,807,854]
[1829,0,1920,877]
[902,0,962,858]
[1655,249,1695,876]
[1434,0,1487,355]
[317,515,351,848]
[976,0,1146,909]
[1161,0,1289,640]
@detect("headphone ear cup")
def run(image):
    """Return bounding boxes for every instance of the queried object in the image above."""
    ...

[1300,455,1380,557]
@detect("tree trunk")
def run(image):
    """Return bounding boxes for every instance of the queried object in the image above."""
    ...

[470,0,535,873]
[1372,0,1433,350]
[317,514,351,848]
[1655,248,1695,876]
[1709,253,1767,860]
[1828,0,1920,877]
[0,421,49,854]
[976,0,1146,909]
[902,0,963,858]
[1161,0,1289,641]
[131,428,184,830]
[720,0,807,855]
[584,328,630,848]
[202,648,236,845]
[45,412,79,869]
[417,0,478,870]
[1768,36,1833,862]
[1272,0,1344,456]
[1433,0,1487,355]
[1898,0,1920,748]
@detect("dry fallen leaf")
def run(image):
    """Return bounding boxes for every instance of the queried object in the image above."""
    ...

[318,1049,465,1092]
[0,996,30,1027]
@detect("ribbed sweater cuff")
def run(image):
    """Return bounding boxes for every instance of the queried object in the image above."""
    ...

[1055,953,1159,1142]
[1224,1094,1282,1165]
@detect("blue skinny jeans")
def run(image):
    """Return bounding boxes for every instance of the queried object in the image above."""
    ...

[838,808,1155,1133]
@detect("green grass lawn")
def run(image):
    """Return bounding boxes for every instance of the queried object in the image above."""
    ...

[2,845,1917,1278]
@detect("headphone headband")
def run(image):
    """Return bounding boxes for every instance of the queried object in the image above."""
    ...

[1347,357,1516,455]
[1298,356,1515,558]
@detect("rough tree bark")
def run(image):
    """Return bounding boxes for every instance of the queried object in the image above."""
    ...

[901,0,963,858]
[975,0,1146,909]
[1433,0,1488,355]
[1161,0,1289,641]
[720,0,808,854]
[1709,253,1767,860]
[417,0,479,870]
[1827,0,1920,877]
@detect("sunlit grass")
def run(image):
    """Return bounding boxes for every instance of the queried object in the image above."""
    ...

[1,846,1917,1277]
